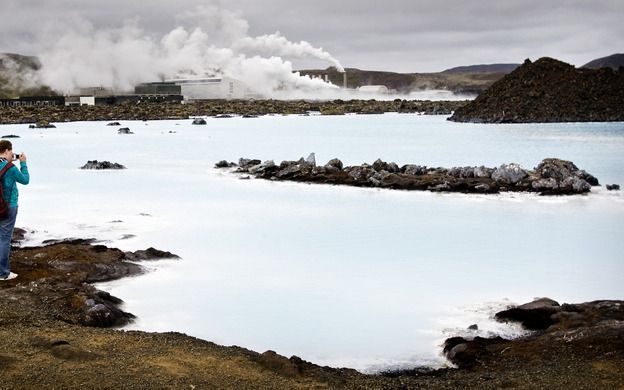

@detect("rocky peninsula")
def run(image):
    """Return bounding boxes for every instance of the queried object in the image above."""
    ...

[1,230,622,388]
[217,155,601,195]
[449,57,624,123]
[0,99,466,125]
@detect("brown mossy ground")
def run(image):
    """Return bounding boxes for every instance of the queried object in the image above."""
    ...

[0,231,622,389]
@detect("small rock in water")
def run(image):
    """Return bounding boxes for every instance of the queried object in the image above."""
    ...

[80,160,126,170]
[192,118,207,125]
[606,184,620,191]
[468,324,479,330]
[117,127,133,134]
[107,122,121,126]
[215,160,236,168]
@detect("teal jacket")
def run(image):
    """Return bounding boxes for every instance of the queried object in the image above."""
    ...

[0,160,29,207]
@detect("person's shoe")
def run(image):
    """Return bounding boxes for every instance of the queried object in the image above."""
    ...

[1,272,17,280]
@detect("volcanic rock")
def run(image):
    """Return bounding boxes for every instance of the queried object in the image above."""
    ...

[491,163,527,184]
[449,57,624,123]
[495,297,561,330]
[219,157,600,195]
[80,160,126,170]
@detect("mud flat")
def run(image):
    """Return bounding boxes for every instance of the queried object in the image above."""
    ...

[1,229,622,388]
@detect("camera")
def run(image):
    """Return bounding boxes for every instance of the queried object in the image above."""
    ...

[12,154,20,161]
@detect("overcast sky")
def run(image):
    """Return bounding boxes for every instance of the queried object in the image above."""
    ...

[2,0,622,72]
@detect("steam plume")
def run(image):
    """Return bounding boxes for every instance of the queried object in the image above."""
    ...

[34,6,344,97]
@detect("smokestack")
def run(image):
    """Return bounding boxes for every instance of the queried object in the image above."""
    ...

[343,71,347,89]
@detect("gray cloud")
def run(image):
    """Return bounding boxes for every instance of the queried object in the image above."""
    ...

[1,0,622,72]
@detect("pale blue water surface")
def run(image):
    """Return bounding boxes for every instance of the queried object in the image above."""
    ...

[4,114,623,371]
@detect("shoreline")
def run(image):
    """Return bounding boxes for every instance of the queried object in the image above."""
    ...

[1,230,622,388]
[0,99,467,125]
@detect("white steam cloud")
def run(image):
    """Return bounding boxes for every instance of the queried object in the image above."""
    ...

[34,5,344,98]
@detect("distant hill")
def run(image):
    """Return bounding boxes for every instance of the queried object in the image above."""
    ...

[582,53,624,70]
[442,63,520,74]
[298,67,509,95]
[449,57,624,123]
[0,52,57,98]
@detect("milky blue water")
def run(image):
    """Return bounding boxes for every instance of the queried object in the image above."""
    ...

[4,114,623,371]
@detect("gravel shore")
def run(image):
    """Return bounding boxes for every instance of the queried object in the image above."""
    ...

[1,233,622,389]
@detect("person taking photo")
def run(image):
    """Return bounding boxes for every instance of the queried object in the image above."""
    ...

[0,140,29,281]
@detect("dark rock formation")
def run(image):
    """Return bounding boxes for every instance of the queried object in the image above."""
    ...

[192,118,207,125]
[117,127,133,134]
[123,247,180,261]
[80,160,126,170]
[215,160,237,168]
[449,57,624,123]
[106,122,121,126]
[444,298,624,369]
[218,156,599,195]
[607,184,620,191]
[1,134,19,138]
[495,297,561,330]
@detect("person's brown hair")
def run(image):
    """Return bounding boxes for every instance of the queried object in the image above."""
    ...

[0,140,12,154]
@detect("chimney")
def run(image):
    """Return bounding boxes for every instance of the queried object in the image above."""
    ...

[343,71,347,89]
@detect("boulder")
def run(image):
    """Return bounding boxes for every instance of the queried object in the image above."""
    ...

[560,176,591,193]
[531,178,559,192]
[215,160,236,168]
[535,158,577,181]
[495,297,561,330]
[324,158,343,170]
[117,127,133,134]
[386,162,400,173]
[249,160,277,176]
[346,165,374,182]
[306,153,316,167]
[372,158,388,172]
[80,160,126,170]
[492,163,527,184]
[606,184,620,191]
[124,247,180,261]
[473,166,494,178]
[402,165,427,176]
[238,158,262,168]
[192,118,207,125]
[106,122,121,126]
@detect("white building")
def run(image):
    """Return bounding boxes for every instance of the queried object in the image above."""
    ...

[166,77,249,100]
[357,85,389,94]
[65,96,95,106]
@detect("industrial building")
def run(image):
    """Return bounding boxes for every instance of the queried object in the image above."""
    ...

[135,77,252,100]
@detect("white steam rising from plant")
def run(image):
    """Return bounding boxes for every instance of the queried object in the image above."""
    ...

[36,5,344,97]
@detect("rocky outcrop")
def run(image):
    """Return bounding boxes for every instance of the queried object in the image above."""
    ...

[449,57,624,123]
[444,297,624,369]
[80,160,126,170]
[0,100,467,125]
[192,117,207,125]
[217,156,600,195]
[6,239,178,327]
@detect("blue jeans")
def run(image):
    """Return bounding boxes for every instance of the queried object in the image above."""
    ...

[0,207,18,278]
